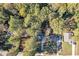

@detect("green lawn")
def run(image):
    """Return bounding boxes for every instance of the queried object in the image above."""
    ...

[61,42,72,55]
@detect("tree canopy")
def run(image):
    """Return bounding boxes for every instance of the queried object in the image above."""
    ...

[0,3,79,56]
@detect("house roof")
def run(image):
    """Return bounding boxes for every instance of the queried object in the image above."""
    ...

[49,34,62,42]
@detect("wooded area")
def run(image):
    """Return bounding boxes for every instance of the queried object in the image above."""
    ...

[0,3,79,56]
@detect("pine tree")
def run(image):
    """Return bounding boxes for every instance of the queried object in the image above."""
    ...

[9,16,23,32]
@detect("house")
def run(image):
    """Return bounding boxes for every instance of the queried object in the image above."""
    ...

[64,32,71,42]
[49,34,62,50]
[37,31,62,52]
[63,32,76,44]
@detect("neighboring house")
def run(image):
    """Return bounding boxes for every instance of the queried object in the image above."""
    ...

[63,32,76,45]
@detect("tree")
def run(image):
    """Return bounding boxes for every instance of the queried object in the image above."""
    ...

[9,16,23,32]
[49,18,59,34]
[0,8,6,23]
[23,37,37,56]
[34,4,40,15]
[58,4,67,17]
[19,5,26,17]
[8,28,23,56]
[24,14,31,28]
[67,3,77,13]
[64,18,77,30]
[40,6,51,21]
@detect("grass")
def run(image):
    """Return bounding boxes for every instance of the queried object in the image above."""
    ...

[61,41,72,55]
[60,38,79,55]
